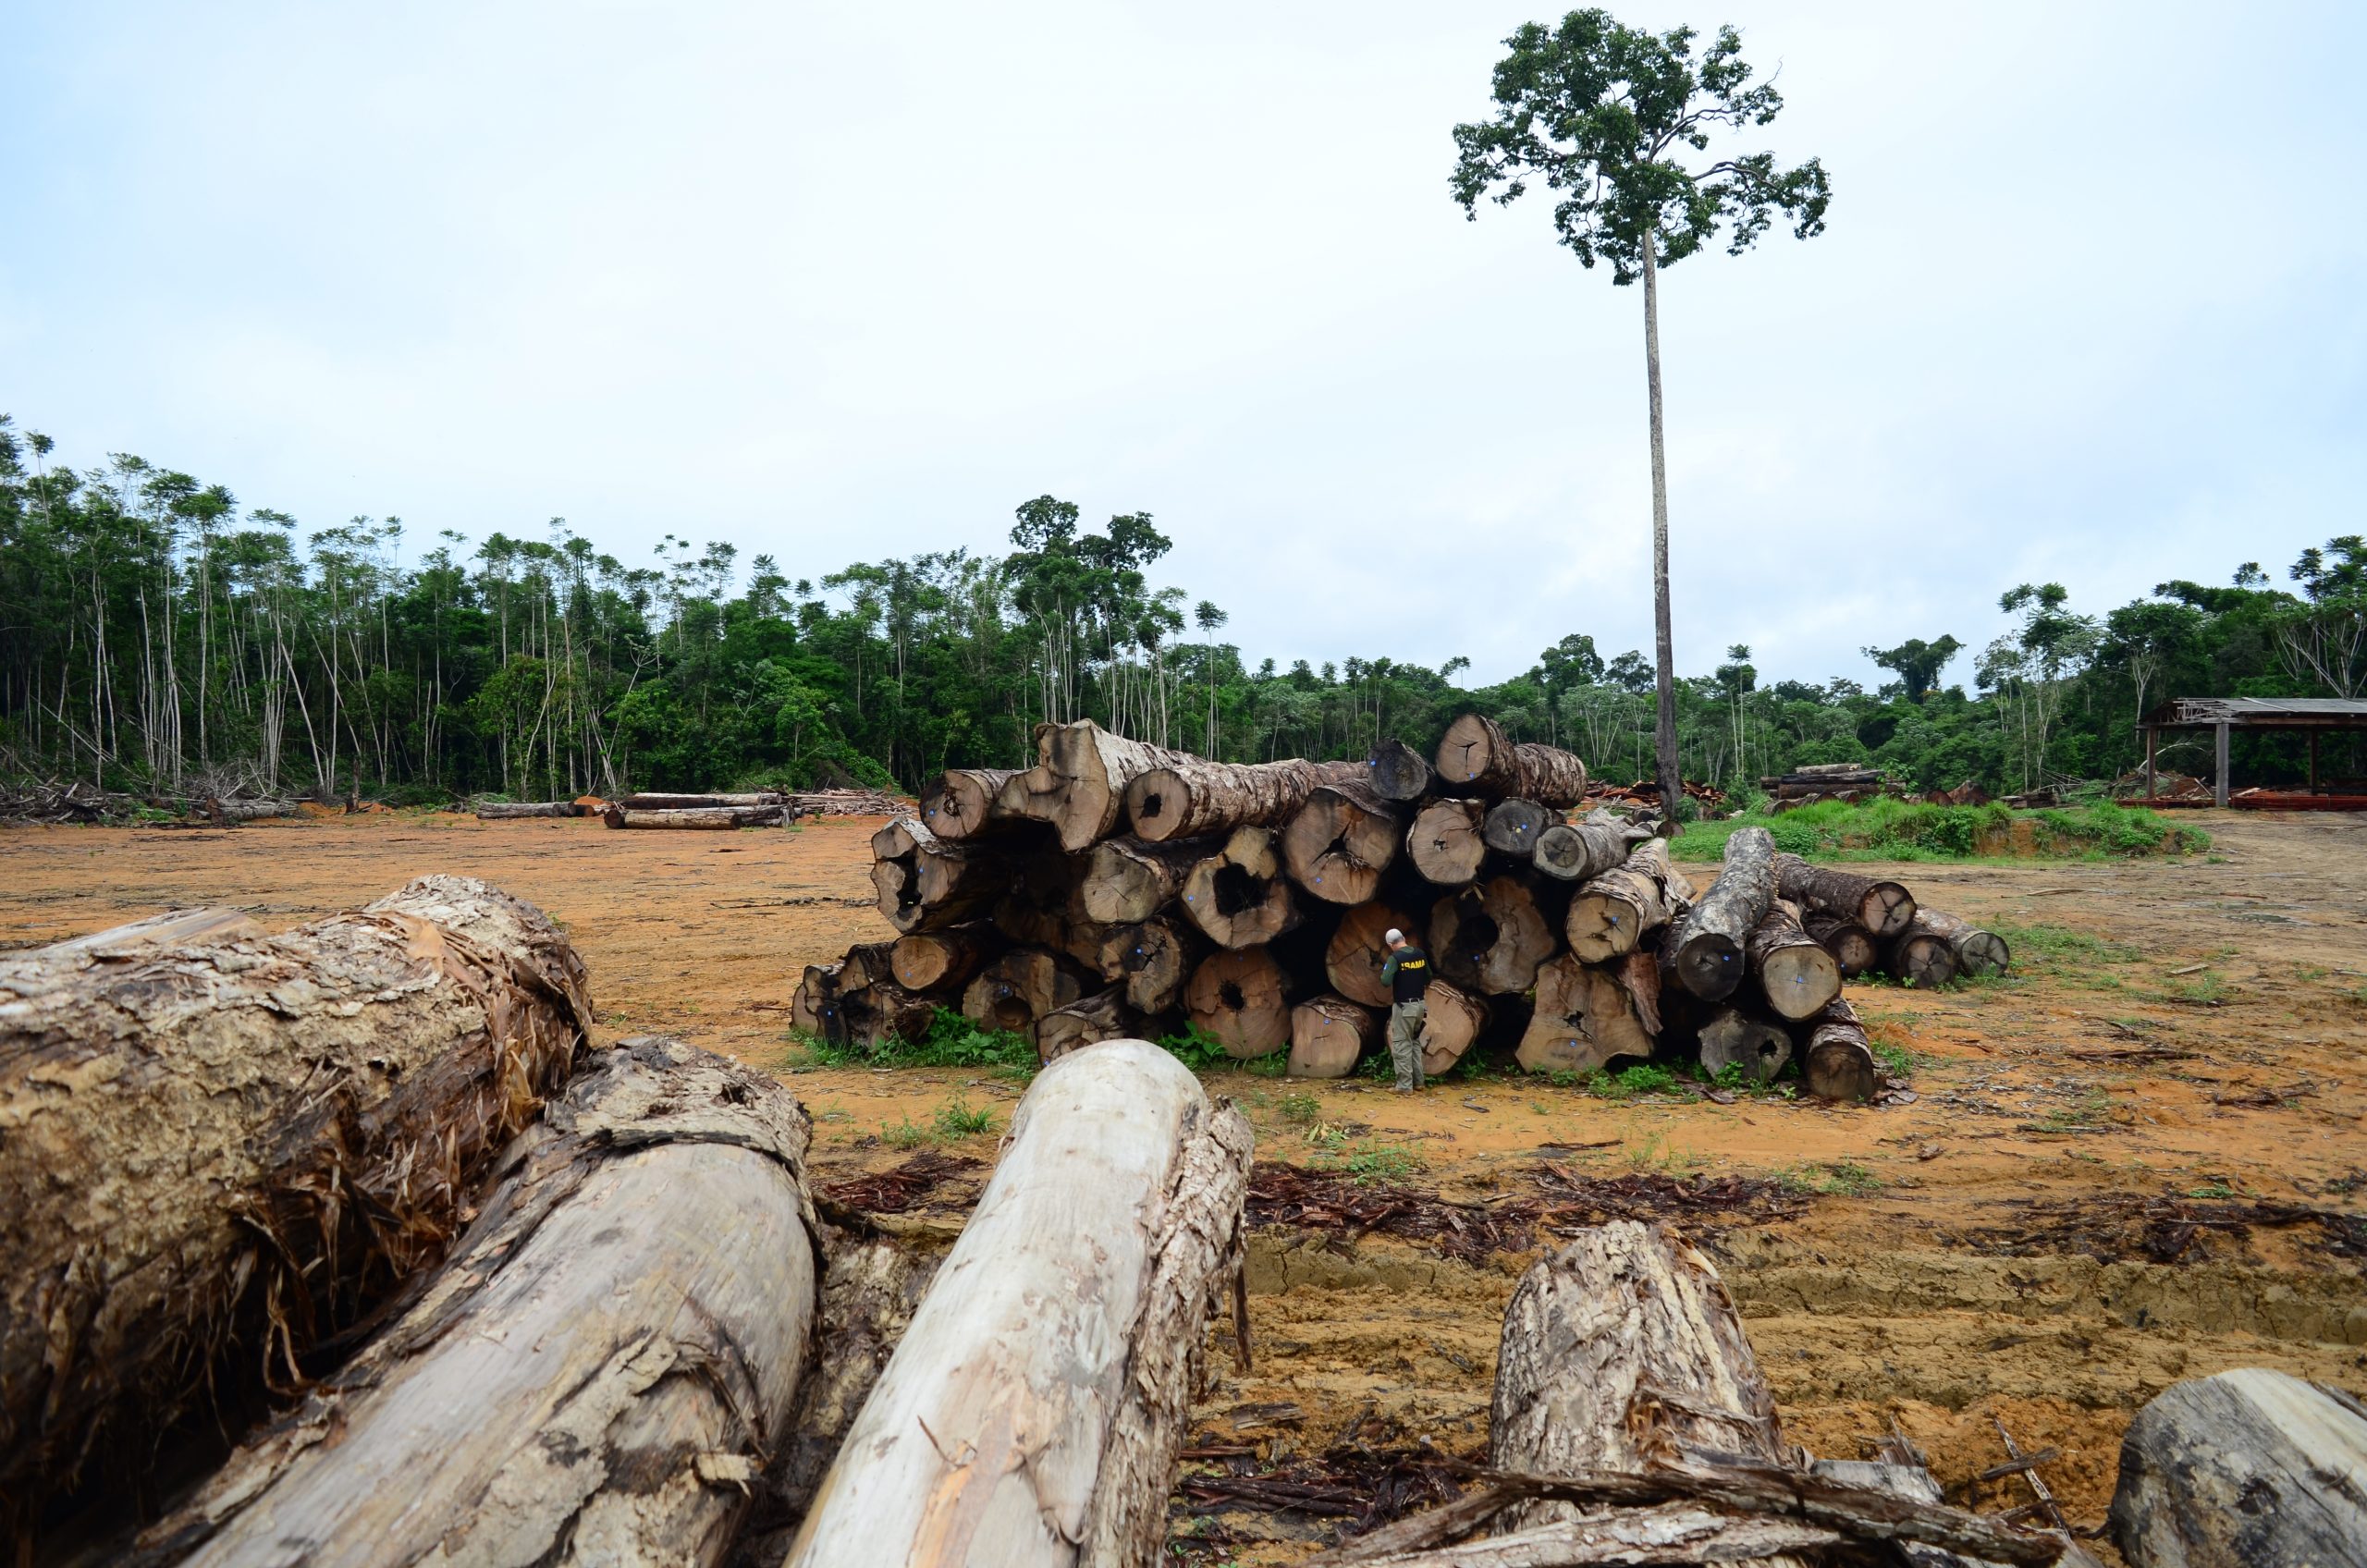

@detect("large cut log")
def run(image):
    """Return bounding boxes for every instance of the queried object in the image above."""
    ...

[1430,874,1559,995]
[1289,995,1380,1078]
[1369,738,1434,802]
[2109,1368,2367,1568]
[1662,826,1776,1001]
[1078,835,1212,925]
[1801,909,1879,979]
[1564,839,1691,962]
[1122,756,1362,842]
[783,1040,1253,1568]
[1532,814,1643,882]
[1699,1007,1793,1085]
[1325,900,1424,1009]
[1884,927,1960,989]
[474,800,584,819]
[0,877,592,1523]
[1419,981,1491,1078]
[1773,853,1916,940]
[962,949,1089,1036]
[619,790,782,810]
[1407,797,1488,886]
[1483,798,1555,857]
[919,767,1024,841]
[1909,907,2011,977]
[128,1036,821,1568]
[603,803,783,829]
[1281,780,1404,905]
[1748,899,1843,1022]
[1097,917,1206,1014]
[1797,995,1879,1101]
[889,927,1001,992]
[870,816,1010,934]
[1180,826,1301,949]
[1434,714,1590,804]
[997,718,1195,851]
[1186,946,1292,1058]
[1036,988,1146,1061]
[1515,952,1654,1075]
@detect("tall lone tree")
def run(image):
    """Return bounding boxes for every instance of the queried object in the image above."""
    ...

[1452,12,1829,823]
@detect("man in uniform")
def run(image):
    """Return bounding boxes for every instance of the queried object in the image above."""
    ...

[1380,927,1431,1091]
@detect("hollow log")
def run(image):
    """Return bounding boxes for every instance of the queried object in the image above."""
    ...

[1369,738,1434,802]
[1483,798,1554,857]
[1324,900,1424,1009]
[889,928,1000,993]
[0,876,592,1524]
[1773,853,1916,940]
[128,1036,820,1568]
[1564,839,1691,962]
[1909,907,2010,977]
[2109,1368,2367,1568]
[997,718,1195,851]
[1662,826,1776,1002]
[1884,928,1960,989]
[1419,980,1491,1077]
[962,949,1089,1036]
[1434,714,1590,804]
[783,1040,1253,1568]
[1515,953,1654,1075]
[918,767,1023,841]
[1281,780,1404,905]
[1289,995,1380,1078]
[1078,835,1212,925]
[1699,1007,1794,1085]
[603,804,783,829]
[619,790,782,810]
[1797,995,1880,1101]
[474,801,583,819]
[1180,826,1301,949]
[1097,917,1206,1015]
[1122,756,1361,843]
[1801,910,1879,980]
[1748,899,1843,1023]
[1186,947,1292,1058]
[1490,1221,1802,1537]
[1430,874,1559,995]
[1407,797,1488,886]
[1036,988,1145,1062]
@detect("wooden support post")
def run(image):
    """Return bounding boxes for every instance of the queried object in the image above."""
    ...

[2214,720,2230,808]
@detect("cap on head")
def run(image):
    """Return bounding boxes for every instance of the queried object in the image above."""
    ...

[1384,928,1404,945]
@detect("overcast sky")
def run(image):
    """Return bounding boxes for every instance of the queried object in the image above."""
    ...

[6,2,2362,689]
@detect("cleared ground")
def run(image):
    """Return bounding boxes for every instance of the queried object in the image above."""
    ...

[4,807,2363,1561]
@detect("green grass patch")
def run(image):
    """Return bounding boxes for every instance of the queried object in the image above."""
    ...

[1673,798,2208,864]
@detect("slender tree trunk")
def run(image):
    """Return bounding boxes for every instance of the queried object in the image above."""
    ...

[1642,227,1682,822]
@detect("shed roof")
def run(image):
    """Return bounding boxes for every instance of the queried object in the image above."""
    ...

[2140,696,2367,729]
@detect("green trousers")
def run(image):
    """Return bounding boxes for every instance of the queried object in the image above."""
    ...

[1388,999,1429,1089]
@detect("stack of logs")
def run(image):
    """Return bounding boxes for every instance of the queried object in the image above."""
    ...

[796,718,2010,1099]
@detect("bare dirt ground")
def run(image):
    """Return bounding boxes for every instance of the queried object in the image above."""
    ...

[5,808,2364,1561]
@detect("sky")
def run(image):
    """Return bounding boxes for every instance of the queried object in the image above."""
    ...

[5,1,2363,691]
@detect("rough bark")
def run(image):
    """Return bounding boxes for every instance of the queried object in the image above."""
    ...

[1884,929,1960,989]
[782,1041,1254,1568]
[1515,953,1653,1075]
[1078,836,1214,925]
[1180,826,1301,949]
[1186,947,1292,1059]
[1407,798,1489,886]
[602,804,783,829]
[1483,799,1554,857]
[1909,908,2011,977]
[1797,996,1880,1102]
[1748,900,1843,1023]
[1289,995,1380,1079]
[1421,981,1491,1078]
[1773,853,1917,940]
[1434,714,1589,805]
[1800,911,1879,980]
[1281,780,1404,905]
[1565,840,1691,962]
[128,1036,820,1568]
[1122,757,1361,843]
[1662,827,1776,1002]
[1036,989,1147,1062]
[474,801,584,819]
[919,767,1024,841]
[889,928,1001,993]
[1532,815,1643,883]
[1430,875,1559,995]
[619,790,781,810]
[1325,900,1424,1009]
[1698,1008,1793,1086]
[1097,917,1206,1015]
[0,877,592,1527]
[871,816,1011,935]
[1369,738,1434,802]
[962,949,1090,1036]
[2109,1369,2367,1568]
[998,719,1196,851]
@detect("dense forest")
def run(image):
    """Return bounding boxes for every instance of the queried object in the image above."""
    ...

[2,415,2360,809]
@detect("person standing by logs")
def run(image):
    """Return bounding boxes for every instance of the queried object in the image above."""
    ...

[1380,927,1434,1092]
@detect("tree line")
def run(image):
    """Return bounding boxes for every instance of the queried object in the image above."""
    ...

[1,416,2360,807]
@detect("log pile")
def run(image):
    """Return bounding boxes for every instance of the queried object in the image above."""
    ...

[803,720,2011,1097]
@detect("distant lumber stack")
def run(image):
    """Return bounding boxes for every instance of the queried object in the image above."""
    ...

[803,718,2005,1098]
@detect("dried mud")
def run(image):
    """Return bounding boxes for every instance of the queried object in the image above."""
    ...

[4,807,2365,1562]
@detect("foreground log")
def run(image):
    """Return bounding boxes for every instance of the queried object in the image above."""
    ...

[1122,756,1361,842]
[783,1040,1253,1568]
[1773,853,1916,940]
[889,928,1000,992]
[1564,839,1691,962]
[1078,835,1212,925]
[1290,995,1380,1078]
[619,790,781,810]
[1369,738,1434,802]
[1884,927,1960,989]
[1699,1007,1793,1085]
[1036,988,1145,1061]
[1421,980,1491,1078]
[1434,714,1590,805]
[1186,946,1292,1058]
[870,817,1009,934]
[1097,917,1205,1014]
[1797,995,1879,1101]
[1515,953,1653,1075]
[1180,826,1301,949]
[1407,797,1488,886]
[998,718,1194,851]
[1748,899,1843,1022]
[1801,910,1879,979]
[1431,874,1559,994]
[918,767,1023,840]
[0,876,592,1524]
[2109,1368,2367,1568]
[129,1036,820,1568]
[1662,826,1776,1001]
[1325,900,1423,1009]
[1532,814,1643,883]
[1909,907,2011,977]
[474,800,584,819]
[603,804,782,829]
[1281,780,1404,905]
[962,949,1089,1035]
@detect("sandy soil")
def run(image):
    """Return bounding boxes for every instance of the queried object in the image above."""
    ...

[5,807,2363,1559]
